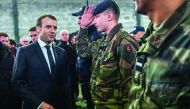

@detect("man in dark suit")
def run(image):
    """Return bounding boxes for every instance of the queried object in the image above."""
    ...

[12,14,72,109]
[0,41,14,109]
[58,30,78,93]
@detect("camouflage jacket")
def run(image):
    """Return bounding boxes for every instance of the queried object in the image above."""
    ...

[77,23,138,106]
[129,1,190,109]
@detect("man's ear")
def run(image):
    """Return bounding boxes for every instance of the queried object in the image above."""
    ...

[107,11,113,21]
[36,26,41,33]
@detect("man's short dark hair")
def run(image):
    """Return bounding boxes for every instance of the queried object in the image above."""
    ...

[69,31,78,37]
[0,32,8,37]
[28,26,36,32]
[9,39,17,46]
[36,14,57,27]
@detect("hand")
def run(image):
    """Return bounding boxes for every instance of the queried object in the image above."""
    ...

[80,5,95,28]
[39,102,55,109]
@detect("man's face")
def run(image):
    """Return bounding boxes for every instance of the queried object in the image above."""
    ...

[133,0,151,15]
[77,16,82,26]
[70,36,76,45]
[20,39,29,46]
[94,13,108,33]
[37,17,57,44]
[29,31,38,42]
[133,31,145,41]
[60,31,69,42]
[0,36,10,46]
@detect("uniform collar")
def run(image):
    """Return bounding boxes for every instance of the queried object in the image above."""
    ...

[144,0,190,51]
[106,23,123,42]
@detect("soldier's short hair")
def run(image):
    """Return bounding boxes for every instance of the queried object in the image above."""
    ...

[104,5,120,21]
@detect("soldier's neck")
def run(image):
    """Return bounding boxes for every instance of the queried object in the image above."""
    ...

[105,21,117,36]
[147,0,184,26]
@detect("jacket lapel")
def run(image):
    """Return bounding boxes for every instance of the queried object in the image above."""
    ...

[33,42,51,75]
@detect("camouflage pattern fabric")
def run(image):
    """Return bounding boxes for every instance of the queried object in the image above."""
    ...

[77,23,138,109]
[129,1,190,109]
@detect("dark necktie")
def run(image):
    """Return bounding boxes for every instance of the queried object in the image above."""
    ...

[45,45,55,73]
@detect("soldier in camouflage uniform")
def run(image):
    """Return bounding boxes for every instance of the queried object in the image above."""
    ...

[77,0,138,108]
[129,0,190,109]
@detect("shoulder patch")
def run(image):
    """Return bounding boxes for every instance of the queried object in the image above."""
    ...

[124,44,132,53]
[122,43,135,64]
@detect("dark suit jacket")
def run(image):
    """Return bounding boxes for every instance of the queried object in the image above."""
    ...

[58,41,78,109]
[0,42,14,109]
[58,41,78,83]
[12,42,72,109]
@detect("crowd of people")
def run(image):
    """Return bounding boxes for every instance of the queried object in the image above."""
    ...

[0,0,190,109]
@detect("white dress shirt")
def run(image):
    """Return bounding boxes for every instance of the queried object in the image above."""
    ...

[37,38,55,73]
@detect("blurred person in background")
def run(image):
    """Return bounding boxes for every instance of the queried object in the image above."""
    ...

[0,40,14,109]
[28,26,38,44]
[9,39,17,58]
[58,29,78,109]
[130,25,145,45]
[0,32,10,47]
[9,39,17,48]
[69,31,78,47]
[19,37,29,47]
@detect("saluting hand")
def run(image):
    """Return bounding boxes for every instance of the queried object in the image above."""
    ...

[80,5,95,28]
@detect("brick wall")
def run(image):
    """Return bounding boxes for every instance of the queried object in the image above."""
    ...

[0,0,150,42]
